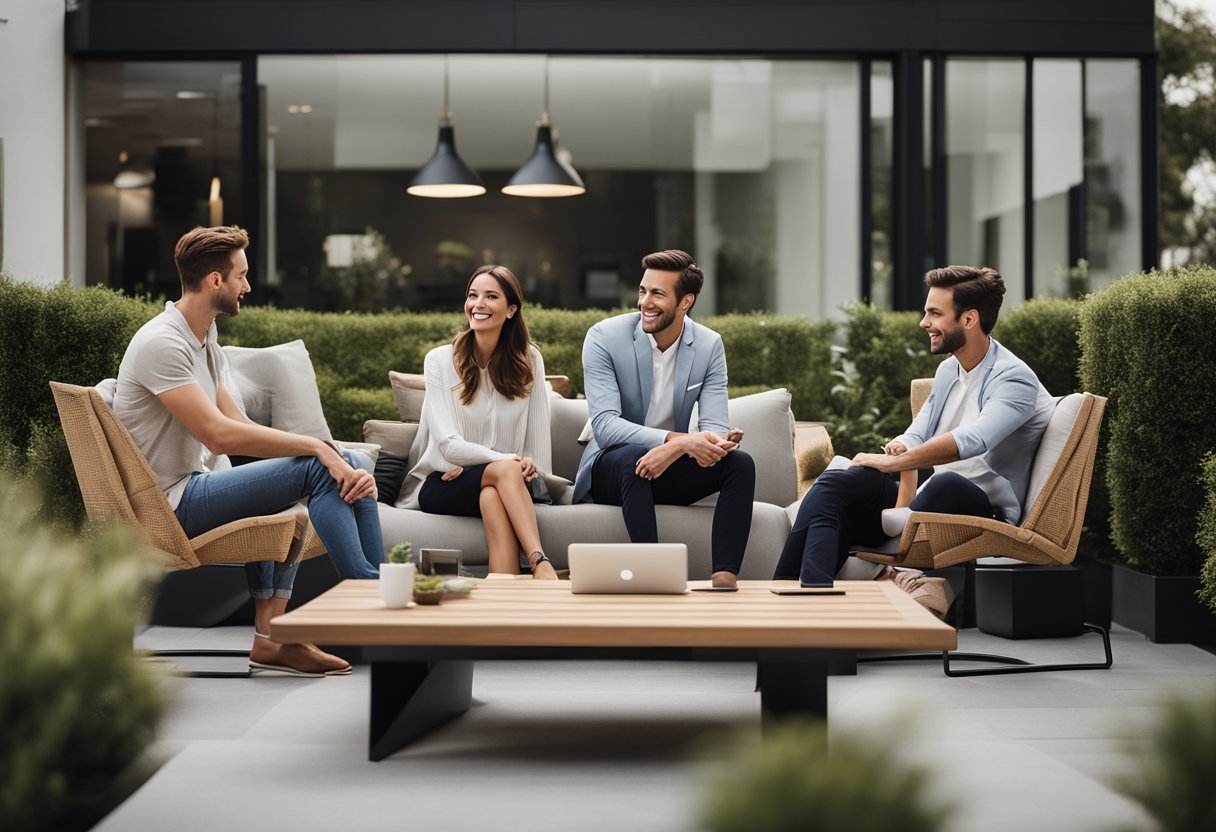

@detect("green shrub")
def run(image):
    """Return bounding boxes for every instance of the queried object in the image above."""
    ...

[705,313,836,421]
[0,476,165,831]
[0,275,159,526]
[825,303,942,458]
[1079,267,1216,574]
[992,297,1083,396]
[1198,454,1216,615]
[1117,691,1216,832]
[700,719,953,832]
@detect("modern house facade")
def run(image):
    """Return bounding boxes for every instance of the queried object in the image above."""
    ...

[2,0,1156,317]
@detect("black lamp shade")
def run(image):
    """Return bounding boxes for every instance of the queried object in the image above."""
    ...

[407,123,486,198]
[502,125,586,197]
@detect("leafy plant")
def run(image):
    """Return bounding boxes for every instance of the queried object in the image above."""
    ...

[387,542,413,565]
[0,475,165,831]
[700,719,953,832]
[1116,690,1216,832]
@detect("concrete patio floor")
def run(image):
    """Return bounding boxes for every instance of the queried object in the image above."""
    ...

[102,623,1216,832]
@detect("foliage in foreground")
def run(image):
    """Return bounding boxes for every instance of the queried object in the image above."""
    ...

[1117,690,1216,832]
[0,476,165,831]
[700,719,953,832]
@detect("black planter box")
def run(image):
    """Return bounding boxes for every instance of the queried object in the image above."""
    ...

[1111,563,1216,644]
[975,563,1086,639]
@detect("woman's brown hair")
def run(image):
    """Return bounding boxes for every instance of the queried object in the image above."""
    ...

[452,265,535,404]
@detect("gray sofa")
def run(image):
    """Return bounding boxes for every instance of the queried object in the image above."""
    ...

[370,388,800,580]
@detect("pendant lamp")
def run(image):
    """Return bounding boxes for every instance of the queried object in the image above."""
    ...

[408,57,485,198]
[502,57,586,198]
[113,150,155,190]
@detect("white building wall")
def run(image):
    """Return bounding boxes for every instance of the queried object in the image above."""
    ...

[0,1,68,285]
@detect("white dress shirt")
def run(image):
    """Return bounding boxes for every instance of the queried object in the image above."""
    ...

[396,343,551,508]
[643,323,683,430]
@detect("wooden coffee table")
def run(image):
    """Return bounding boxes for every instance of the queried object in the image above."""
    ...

[271,579,956,761]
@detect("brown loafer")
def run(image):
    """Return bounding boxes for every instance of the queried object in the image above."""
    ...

[880,567,951,620]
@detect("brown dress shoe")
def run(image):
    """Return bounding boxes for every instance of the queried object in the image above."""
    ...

[879,567,950,620]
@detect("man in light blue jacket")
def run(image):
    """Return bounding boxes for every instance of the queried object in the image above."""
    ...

[575,250,755,588]
[774,265,1054,610]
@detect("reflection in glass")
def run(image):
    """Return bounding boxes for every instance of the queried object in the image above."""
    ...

[870,61,894,309]
[258,55,860,317]
[1085,59,1141,289]
[945,59,1025,301]
[82,61,242,295]
[1033,60,1084,298]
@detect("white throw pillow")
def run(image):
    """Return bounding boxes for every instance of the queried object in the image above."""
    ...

[222,340,333,441]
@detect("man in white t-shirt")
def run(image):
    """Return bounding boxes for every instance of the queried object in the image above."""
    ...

[774,266,1054,616]
[114,226,382,676]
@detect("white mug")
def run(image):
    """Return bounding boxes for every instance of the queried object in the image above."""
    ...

[379,562,416,608]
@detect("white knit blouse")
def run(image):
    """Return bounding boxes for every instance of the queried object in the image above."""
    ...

[396,343,552,509]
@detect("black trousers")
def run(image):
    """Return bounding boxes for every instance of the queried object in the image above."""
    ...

[773,467,996,586]
[589,444,755,574]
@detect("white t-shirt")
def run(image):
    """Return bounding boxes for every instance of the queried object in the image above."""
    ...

[643,322,683,430]
[113,302,230,509]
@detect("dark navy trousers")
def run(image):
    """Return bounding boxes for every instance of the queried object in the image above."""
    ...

[773,466,996,586]
[590,444,755,575]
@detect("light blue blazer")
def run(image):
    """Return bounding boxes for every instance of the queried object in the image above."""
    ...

[573,313,730,503]
[893,338,1055,524]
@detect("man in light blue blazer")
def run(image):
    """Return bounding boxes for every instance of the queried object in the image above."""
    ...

[575,250,755,588]
[774,265,1054,610]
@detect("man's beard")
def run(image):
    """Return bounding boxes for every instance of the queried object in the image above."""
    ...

[641,307,677,334]
[931,325,966,355]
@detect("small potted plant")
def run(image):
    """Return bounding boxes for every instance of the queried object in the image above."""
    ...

[380,542,416,608]
[413,574,446,605]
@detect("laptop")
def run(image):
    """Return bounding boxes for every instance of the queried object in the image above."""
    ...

[568,543,689,594]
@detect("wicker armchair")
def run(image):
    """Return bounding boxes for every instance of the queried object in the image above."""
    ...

[50,381,326,675]
[853,380,1111,676]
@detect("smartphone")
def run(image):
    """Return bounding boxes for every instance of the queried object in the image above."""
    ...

[770,588,846,596]
[690,585,739,592]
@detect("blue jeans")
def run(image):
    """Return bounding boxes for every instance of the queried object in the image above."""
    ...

[773,467,996,586]
[174,452,383,599]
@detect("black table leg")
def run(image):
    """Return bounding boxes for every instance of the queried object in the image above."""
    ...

[758,660,829,729]
[369,660,474,761]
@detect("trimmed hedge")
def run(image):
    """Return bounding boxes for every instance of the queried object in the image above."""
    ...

[1080,267,1216,575]
[993,298,1083,396]
[0,276,159,524]
[1199,455,1216,614]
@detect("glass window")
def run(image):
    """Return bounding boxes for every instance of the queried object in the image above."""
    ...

[945,59,1025,301]
[1033,59,1084,298]
[82,61,242,296]
[869,61,894,309]
[1084,59,1141,289]
[258,55,860,317]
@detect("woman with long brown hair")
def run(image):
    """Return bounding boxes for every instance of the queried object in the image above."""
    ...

[399,265,557,578]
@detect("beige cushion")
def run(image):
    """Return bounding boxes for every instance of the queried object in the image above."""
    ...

[692,388,796,506]
[223,340,332,441]
[364,419,420,459]
[1023,393,1084,516]
[388,371,426,422]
